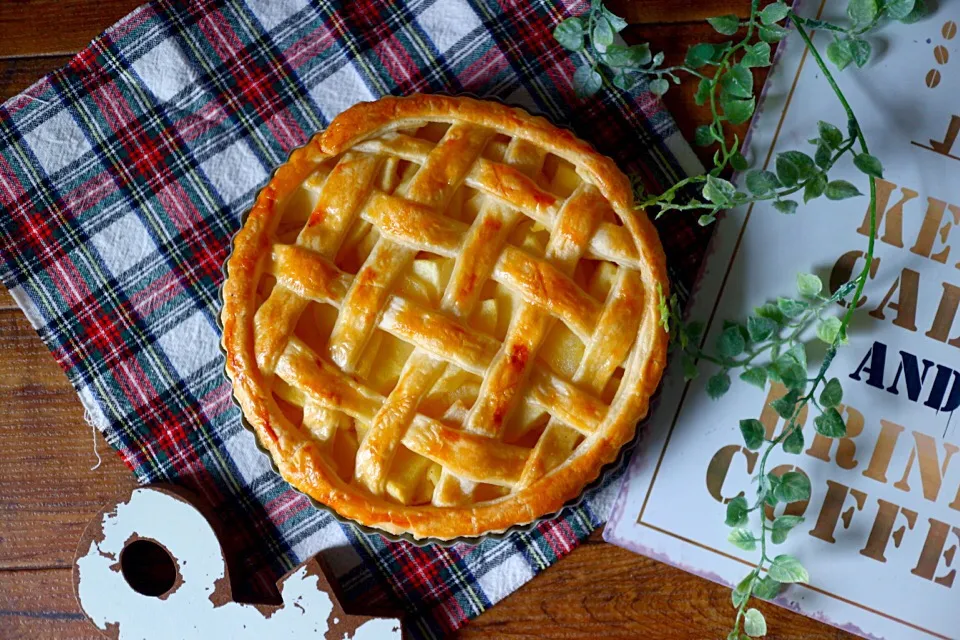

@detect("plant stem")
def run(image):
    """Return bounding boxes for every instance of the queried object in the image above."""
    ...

[792,17,877,332]
[727,16,880,635]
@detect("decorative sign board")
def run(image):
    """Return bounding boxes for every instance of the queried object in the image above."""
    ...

[73,485,402,639]
[606,2,960,638]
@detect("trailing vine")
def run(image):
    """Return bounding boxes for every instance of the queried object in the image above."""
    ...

[555,0,928,637]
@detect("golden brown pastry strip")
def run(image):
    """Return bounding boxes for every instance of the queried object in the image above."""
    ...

[464,185,606,438]
[328,124,494,373]
[517,268,645,488]
[357,138,545,499]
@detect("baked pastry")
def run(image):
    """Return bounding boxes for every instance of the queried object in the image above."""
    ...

[221,94,667,540]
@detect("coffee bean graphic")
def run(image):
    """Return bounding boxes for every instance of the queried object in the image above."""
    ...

[935,45,950,64]
[943,20,957,40]
[927,68,942,88]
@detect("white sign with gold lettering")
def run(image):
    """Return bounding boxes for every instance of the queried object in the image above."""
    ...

[606,1,960,638]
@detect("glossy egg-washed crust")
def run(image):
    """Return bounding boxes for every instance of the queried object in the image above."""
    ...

[221,94,668,540]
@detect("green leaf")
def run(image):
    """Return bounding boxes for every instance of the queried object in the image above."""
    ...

[683,320,704,345]
[773,199,798,214]
[745,170,780,195]
[778,151,817,184]
[592,16,615,51]
[740,419,765,450]
[694,78,713,105]
[740,367,768,389]
[771,389,800,417]
[612,72,631,91]
[704,175,737,206]
[817,315,843,343]
[774,157,798,188]
[707,372,732,399]
[818,121,843,149]
[762,473,779,505]
[900,0,929,23]
[716,325,746,357]
[747,315,777,342]
[553,18,585,51]
[649,77,670,96]
[827,39,853,70]
[759,24,788,42]
[752,576,782,600]
[721,64,754,99]
[695,124,716,147]
[760,2,790,24]
[776,297,808,318]
[732,572,754,608]
[770,389,799,419]
[652,51,665,66]
[708,14,741,35]
[755,302,784,325]
[728,527,758,551]
[574,66,603,98]
[784,342,806,369]
[699,214,717,226]
[603,7,629,32]
[815,407,847,437]
[847,0,880,26]
[682,352,700,381]
[768,554,810,583]
[885,0,916,19]
[686,43,718,69]
[849,38,872,68]
[775,471,811,503]
[804,173,827,203]
[744,608,767,637]
[731,151,749,172]
[783,426,804,454]
[630,43,653,65]
[814,142,832,170]
[724,320,750,343]
[604,43,652,67]
[722,95,756,125]
[779,362,807,391]
[741,42,772,68]
[819,378,843,407]
[853,153,883,178]
[825,179,862,200]
[796,272,823,298]
[771,515,805,544]
[725,495,749,527]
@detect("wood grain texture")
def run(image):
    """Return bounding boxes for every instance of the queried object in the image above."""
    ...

[0,1,851,639]
[0,0,144,58]
[0,287,16,311]
[608,0,752,24]
[0,310,135,570]
[458,532,851,639]
[0,568,98,640]
[0,55,74,101]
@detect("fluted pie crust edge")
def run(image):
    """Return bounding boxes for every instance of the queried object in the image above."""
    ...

[220,94,668,540]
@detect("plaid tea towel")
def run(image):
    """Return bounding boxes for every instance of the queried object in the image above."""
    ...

[0,0,708,636]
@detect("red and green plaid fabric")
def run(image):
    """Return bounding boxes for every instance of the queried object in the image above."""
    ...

[0,0,708,636]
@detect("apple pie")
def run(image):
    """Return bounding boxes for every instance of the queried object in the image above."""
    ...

[221,94,668,540]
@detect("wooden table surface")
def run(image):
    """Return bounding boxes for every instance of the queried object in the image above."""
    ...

[0,2,854,638]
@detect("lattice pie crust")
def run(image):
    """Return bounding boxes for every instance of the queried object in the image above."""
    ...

[221,95,668,540]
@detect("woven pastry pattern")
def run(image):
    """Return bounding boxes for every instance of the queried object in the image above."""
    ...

[251,117,648,509]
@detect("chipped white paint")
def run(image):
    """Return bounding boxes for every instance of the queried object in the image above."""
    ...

[75,487,401,639]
